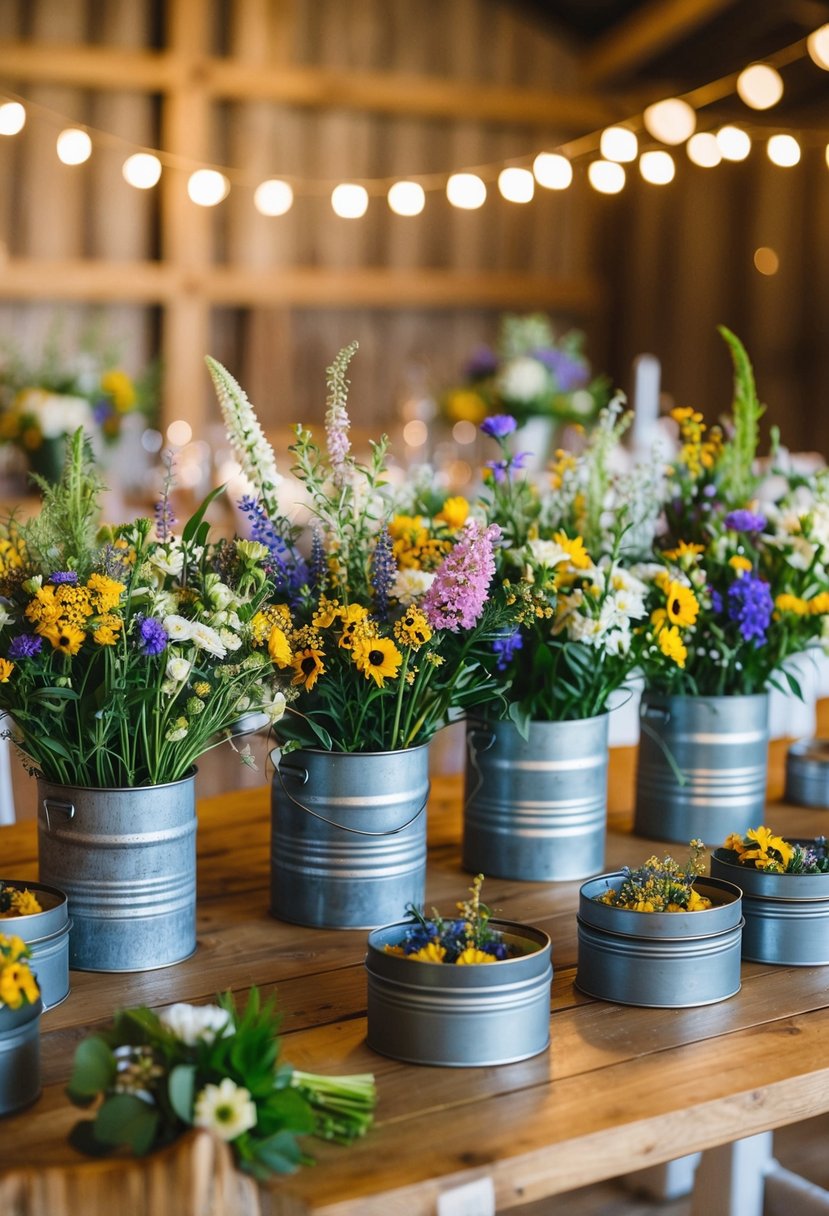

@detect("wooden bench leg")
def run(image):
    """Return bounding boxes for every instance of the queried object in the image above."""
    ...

[690,1133,772,1216]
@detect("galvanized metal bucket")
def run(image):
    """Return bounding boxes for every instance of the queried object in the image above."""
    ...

[1,880,70,1009]
[576,873,743,1007]
[365,918,552,1066]
[462,715,608,882]
[634,693,770,845]
[0,998,42,1116]
[784,739,829,808]
[37,772,197,973]
[270,744,429,930]
[711,846,829,965]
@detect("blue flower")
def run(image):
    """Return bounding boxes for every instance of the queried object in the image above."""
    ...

[532,347,588,393]
[371,527,397,620]
[49,571,78,585]
[138,616,168,657]
[239,496,308,600]
[492,628,524,671]
[724,509,767,533]
[480,414,518,439]
[7,634,42,660]
[464,345,498,380]
[727,574,773,645]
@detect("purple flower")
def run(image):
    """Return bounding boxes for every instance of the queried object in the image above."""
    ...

[724,509,767,533]
[485,451,530,483]
[532,348,588,393]
[710,588,724,614]
[480,414,518,440]
[93,399,112,425]
[7,634,43,660]
[464,345,498,380]
[492,628,523,671]
[371,527,397,619]
[239,495,308,601]
[138,616,168,657]
[309,527,325,593]
[727,574,773,645]
[49,571,78,585]
[422,521,501,632]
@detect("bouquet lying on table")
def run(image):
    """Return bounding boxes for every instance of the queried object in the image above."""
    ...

[67,989,376,1178]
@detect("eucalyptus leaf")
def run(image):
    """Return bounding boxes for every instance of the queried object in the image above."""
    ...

[168,1063,195,1123]
[93,1093,160,1155]
[66,1035,116,1102]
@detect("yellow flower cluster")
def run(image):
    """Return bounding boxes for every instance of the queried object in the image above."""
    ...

[23,574,126,656]
[0,934,40,1009]
[671,406,722,477]
[0,888,42,918]
[722,826,794,872]
[387,505,468,572]
[775,592,829,617]
[649,574,701,670]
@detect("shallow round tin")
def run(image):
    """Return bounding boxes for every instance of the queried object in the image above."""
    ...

[576,873,743,1007]
[785,740,829,808]
[0,997,42,1115]
[365,918,552,1067]
[711,844,829,965]
[0,879,70,1010]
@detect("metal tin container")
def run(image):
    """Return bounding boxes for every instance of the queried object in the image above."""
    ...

[711,845,829,965]
[634,692,769,844]
[0,880,70,1009]
[462,715,608,882]
[37,772,197,973]
[270,744,428,930]
[784,740,829,808]
[576,873,744,1007]
[365,919,552,1067]
[0,998,42,1115]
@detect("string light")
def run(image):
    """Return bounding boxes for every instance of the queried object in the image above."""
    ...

[640,150,675,184]
[737,63,784,110]
[686,132,722,167]
[446,173,486,209]
[807,24,829,69]
[331,182,368,218]
[588,160,625,194]
[122,152,161,189]
[716,125,751,161]
[533,152,572,190]
[0,101,25,136]
[767,133,800,166]
[643,98,696,145]
[599,126,638,163]
[754,247,779,275]
[187,169,229,206]
[497,167,534,203]
[387,180,425,216]
[56,127,92,165]
[253,178,293,216]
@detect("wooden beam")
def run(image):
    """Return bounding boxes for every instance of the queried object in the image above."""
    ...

[582,0,740,86]
[0,259,603,313]
[0,41,618,130]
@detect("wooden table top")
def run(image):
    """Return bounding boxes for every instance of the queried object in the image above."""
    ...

[2,736,829,1216]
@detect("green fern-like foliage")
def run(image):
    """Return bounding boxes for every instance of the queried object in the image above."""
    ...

[19,428,103,577]
[716,324,765,504]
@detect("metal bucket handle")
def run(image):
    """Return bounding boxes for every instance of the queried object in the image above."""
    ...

[275,761,428,836]
[640,704,687,787]
[464,722,497,808]
[41,798,76,832]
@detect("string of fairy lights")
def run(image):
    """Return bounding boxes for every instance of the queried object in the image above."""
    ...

[2,23,829,214]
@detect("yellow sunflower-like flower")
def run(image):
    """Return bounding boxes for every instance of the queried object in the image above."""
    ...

[39,622,86,655]
[291,647,326,690]
[435,496,470,530]
[352,636,403,687]
[808,592,829,615]
[552,530,591,570]
[0,959,39,1008]
[744,825,794,870]
[456,947,496,965]
[393,608,433,650]
[662,540,705,561]
[337,603,370,649]
[267,625,292,668]
[723,833,746,854]
[775,593,809,616]
[656,624,687,668]
[663,580,699,628]
[685,888,713,911]
[0,658,13,683]
[408,942,446,963]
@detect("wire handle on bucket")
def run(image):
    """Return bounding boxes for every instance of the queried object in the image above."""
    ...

[41,798,75,832]
[275,761,428,836]
[464,722,497,808]
[639,704,687,787]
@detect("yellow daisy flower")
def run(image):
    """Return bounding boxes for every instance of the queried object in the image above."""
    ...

[408,942,447,963]
[456,947,496,965]
[663,580,699,629]
[39,622,86,655]
[291,647,325,691]
[352,636,403,687]
[435,496,469,530]
[656,624,687,668]
[552,530,591,570]
[267,625,292,667]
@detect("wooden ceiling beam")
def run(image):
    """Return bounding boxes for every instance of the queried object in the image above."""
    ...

[582,0,741,87]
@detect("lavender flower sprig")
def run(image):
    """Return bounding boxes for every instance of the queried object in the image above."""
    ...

[325,341,358,489]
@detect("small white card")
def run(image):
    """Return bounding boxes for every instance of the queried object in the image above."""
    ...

[436,1176,496,1216]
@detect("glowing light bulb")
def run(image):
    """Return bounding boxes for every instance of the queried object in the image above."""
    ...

[56,128,92,165]
[122,153,162,189]
[331,183,368,218]
[533,153,572,190]
[587,160,625,194]
[737,63,783,110]
[402,419,428,447]
[643,98,696,145]
[452,421,477,445]
[254,179,294,216]
[807,24,829,70]
[767,134,800,167]
[387,181,425,216]
[639,150,675,185]
[497,167,534,203]
[686,133,722,168]
[754,247,779,276]
[187,169,229,206]
[0,102,25,136]
[599,126,638,163]
[716,126,751,162]
[446,173,486,209]
[166,419,193,447]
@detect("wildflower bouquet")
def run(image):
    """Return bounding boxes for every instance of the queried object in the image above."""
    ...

[67,989,375,1179]
[442,312,610,428]
[636,327,829,696]
[595,841,712,912]
[0,432,289,787]
[384,874,518,964]
[0,326,151,481]
[477,404,655,727]
[0,934,39,1010]
[719,826,829,874]
[208,344,514,754]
